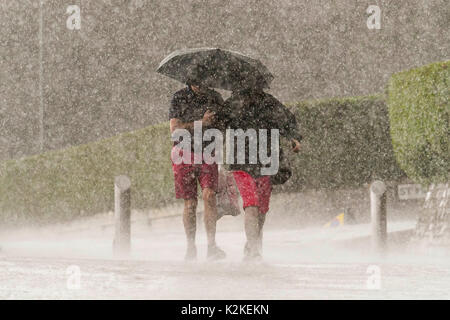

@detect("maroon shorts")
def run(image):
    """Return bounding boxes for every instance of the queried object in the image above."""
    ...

[171,146,218,199]
[232,171,272,214]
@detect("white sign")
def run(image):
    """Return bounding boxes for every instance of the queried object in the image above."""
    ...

[398,184,426,200]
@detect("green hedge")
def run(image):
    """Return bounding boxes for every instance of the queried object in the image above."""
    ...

[0,123,174,225]
[387,61,449,184]
[280,95,405,191]
[0,95,405,225]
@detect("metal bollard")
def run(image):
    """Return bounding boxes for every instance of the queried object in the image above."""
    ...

[113,175,131,256]
[370,180,387,252]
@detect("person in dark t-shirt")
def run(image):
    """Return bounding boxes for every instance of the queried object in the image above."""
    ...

[169,83,226,261]
[221,87,302,261]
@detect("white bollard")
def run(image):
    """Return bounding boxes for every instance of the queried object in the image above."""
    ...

[370,180,387,252]
[113,175,131,256]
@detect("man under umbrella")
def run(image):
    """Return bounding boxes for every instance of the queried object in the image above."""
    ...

[221,79,302,261]
[169,81,226,261]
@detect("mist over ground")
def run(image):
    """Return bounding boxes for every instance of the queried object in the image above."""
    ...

[1,191,448,299]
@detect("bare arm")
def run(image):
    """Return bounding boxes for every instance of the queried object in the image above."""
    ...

[170,110,216,134]
[291,138,301,153]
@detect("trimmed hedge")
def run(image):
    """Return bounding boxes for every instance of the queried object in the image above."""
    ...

[387,61,449,184]
[0,95,405,225]
[0,123,174,225]
[281,95,405,191]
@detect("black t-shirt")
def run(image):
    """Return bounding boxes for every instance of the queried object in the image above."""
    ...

[169,86,224,123]
[169,86,224,151]
[221,89,303,176]
[222,90,302,141]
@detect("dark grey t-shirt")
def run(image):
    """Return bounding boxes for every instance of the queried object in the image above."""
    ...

[221,89,302,177]
[169,86,224,151]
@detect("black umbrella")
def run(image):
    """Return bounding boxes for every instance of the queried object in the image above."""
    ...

[156,48,274,90]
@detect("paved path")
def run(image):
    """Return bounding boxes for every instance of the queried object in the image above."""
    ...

[0,215,448,299]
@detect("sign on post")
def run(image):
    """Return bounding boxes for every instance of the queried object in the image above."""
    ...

[398,184,426,200]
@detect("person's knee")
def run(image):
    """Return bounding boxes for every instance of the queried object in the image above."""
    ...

[184,199,197,213]
[244,206,259,217]
[202,188,216,203]
[258,212,266,225]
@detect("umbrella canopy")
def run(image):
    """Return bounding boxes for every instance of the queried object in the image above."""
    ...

[156,48,274,91]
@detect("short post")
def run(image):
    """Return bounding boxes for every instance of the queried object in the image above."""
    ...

[113,175,131,256]
[370,180,387,252]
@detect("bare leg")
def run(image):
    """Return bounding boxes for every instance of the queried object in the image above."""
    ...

[183,198,197,260]
[257,212,266,253]
[203,188,226,260]
[244,206,261,259]
[202,188,217,247]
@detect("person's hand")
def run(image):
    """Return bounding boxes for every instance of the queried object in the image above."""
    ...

[202,110,216,126]
[291,139,301,153]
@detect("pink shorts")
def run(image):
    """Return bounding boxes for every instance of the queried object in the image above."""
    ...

[232,171,272,214]
[171,146,218,199]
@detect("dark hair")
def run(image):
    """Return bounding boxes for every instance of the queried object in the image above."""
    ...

[237,76,268,93]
